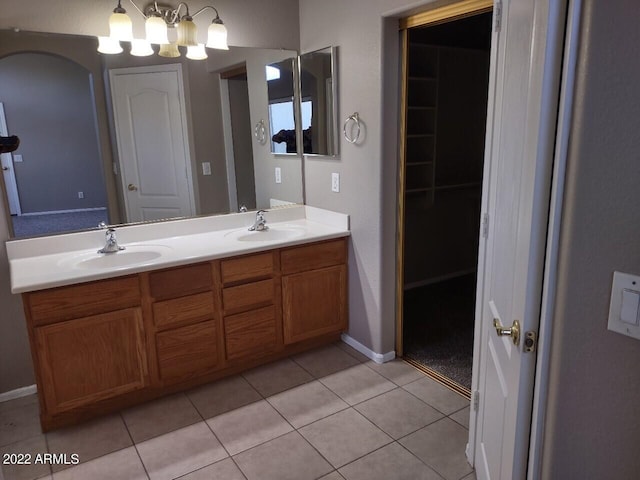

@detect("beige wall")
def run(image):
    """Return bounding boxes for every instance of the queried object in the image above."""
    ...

[0,0,300,394]
[540,0,640,477]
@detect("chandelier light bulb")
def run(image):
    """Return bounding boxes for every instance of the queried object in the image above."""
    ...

[145,15,169,44]
[109,1,133,41]
[130,39,154,56]
[206,19,228,50]
[186,44,208,60]
[176,16,198,46]
[158,43,181,58]
[97,36,123,54]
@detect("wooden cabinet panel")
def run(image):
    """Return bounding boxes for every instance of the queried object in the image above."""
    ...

[282,265,347,344]
[152,292,215,331]
[224,306,277,360]
[156,320,218,382]
[221,252,274,285]
[34,308,147,414]
[149,263,212,299]
[281,239,347,275]
[222,279,274,315]
[27,276,140,326]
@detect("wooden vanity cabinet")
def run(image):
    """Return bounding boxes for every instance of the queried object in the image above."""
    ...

[220,252,281,362]
[24,276,148,417]
[281,239,348,344]
[22,238,348,431]
[147,262,221,385]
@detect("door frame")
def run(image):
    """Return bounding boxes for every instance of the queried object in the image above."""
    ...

[108,63,196,222]
[0,102,21,216]
[395,0,493,389]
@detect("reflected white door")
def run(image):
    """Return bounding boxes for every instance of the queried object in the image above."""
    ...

[0,102,21,215]
[110,65,195,223]
[471,1,565,478]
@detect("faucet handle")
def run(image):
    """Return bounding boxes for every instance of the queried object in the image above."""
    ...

[257,209,267,215]
[98,221,108,229]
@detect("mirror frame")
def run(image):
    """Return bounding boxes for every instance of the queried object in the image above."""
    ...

[298,46,339,157]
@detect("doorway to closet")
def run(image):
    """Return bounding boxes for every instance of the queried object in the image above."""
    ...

[397,6,493,397]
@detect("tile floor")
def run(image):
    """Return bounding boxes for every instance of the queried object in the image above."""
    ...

[0,341,475,480]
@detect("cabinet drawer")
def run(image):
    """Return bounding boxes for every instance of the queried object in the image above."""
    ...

[220,252,274,285]
[27,276,141,326]
[149,263,212,300]
[224,306,277,361]
[281,239,347,275]
[222,279,274,315]
[152,292,215,331]
[34,308,147,414]
[156,320,218,382]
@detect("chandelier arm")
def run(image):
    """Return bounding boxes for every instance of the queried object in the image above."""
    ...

[191,5,221,20]
[127,0,147,18]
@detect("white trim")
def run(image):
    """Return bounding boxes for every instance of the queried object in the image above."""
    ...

[20,207,106,216]
[0,102,22,215]
[219,78,239,212]
[527,1,582,478]
[0,384,37,403]
[341,333,395,364]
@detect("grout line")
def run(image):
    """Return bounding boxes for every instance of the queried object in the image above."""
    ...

[183,391,248,480]
[395,440,448,480]
[121,412,152,480]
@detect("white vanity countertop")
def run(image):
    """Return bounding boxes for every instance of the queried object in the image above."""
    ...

[6,205,350,294]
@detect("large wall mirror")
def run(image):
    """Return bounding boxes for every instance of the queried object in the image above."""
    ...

[0,30,302,239]
[299,46,338,156]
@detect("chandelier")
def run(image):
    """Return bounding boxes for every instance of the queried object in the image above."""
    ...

[98,1,228,60]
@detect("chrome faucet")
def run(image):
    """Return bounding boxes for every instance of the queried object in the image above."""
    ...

[239,205,248,213]
[98,228,125,254]
[249,209,269,231]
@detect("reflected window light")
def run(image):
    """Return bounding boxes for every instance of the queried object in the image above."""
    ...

[265,65,280,81]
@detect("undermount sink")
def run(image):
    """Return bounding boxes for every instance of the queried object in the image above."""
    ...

[225,225,306,242]
[57,245,172,270]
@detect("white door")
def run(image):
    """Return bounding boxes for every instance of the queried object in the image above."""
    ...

[0,103,21,215]
[110,65,195,223]
[470,1,566,478]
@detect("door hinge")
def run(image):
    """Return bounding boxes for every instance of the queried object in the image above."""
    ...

[482,213,490,238]
[494,0,503,33]
[524,330,538,353]
[473,390,480,411]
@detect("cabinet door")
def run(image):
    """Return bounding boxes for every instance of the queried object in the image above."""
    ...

[282,265,347,344]
[34,308,148,415]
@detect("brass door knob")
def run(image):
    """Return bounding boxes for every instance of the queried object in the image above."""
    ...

[493,318,520,346]
[127,184,138,191]
[1,166,8,171]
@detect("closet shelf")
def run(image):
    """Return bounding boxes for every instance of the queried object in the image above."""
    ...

[408,76,437,82]
[434,182,482,191]
[406,161,433,166]
[406,134,435,139]
[407,106,436,111]
[406,187,433,194]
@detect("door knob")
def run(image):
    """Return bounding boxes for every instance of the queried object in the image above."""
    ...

[493,318,520,346]
[2,166,8,171]
[127,184,138,191]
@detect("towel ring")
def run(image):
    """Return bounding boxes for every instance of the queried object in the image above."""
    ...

[254,120,267,144]
[343,112,361,144]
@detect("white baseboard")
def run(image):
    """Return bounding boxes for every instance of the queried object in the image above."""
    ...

[20,207,106,217]
[341,333,395,364]
[0,384,37,403]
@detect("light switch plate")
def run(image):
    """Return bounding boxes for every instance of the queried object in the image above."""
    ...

[275,167,282,184]
[13,154,23,162]
[608,271,640,340]
[202,162,211,175]
[332,172,340,192]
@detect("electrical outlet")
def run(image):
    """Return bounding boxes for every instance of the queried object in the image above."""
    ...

[332,172,340,192]
[202,162,211,175]
[78,191,84,199]
[275,167,282,184]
